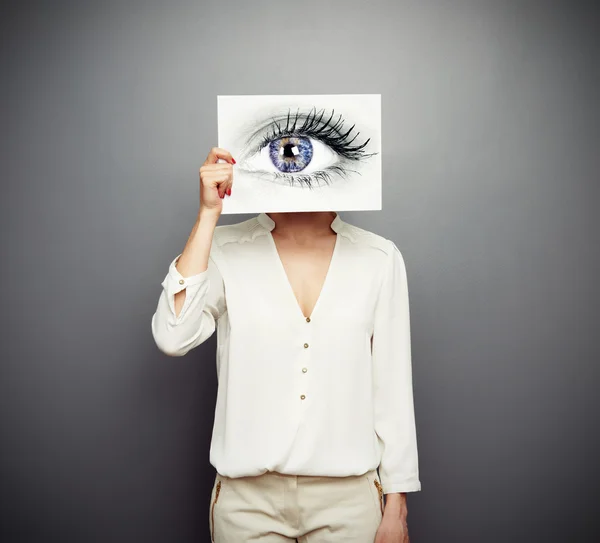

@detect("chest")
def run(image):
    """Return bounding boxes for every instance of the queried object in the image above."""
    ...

[218,234,383,330]
[271,233,338,319]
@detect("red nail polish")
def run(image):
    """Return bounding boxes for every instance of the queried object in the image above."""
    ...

[226,188,231,196]
[232,158,236,164]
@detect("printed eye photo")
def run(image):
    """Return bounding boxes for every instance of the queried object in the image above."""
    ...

[217,94,381,214]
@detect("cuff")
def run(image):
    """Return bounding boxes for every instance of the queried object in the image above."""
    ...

[381,479,422,494]
[161,255,211,320]
[164,254,210,296]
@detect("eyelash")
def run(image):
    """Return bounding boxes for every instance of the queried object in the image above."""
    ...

[257,107,373,161]
[271,165,359,189]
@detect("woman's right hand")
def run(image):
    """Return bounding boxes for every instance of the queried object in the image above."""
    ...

[199,147,236,216]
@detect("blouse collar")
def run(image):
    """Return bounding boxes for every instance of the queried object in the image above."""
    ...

[257,212,345,234]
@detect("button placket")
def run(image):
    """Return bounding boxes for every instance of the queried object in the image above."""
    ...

[300,315,312,402]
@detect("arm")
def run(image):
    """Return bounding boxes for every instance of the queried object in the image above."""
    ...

[151,211,225,357]
[372,241,421,503]
[151,147,235,357]
[173,210,220,318]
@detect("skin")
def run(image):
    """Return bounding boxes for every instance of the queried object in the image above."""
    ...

[174,147,411,543]
[268,210,337,319]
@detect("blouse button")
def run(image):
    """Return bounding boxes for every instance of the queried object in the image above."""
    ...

[300,394,306,400]
[306,317,311,323]
[302,367,308,373]
[179,279,185,285]
[303,343,309,349]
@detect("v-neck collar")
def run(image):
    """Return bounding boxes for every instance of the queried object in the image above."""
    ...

[256,212,343,321]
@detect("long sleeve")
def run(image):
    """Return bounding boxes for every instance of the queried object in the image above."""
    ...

[372,241,421,494]
[151,252,226,357]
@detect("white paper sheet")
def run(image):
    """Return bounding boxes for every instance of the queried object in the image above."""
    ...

[217,94,381,214]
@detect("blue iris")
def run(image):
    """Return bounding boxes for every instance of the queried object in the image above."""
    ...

[268,136,313,173]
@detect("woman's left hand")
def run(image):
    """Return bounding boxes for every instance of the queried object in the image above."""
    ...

[375,512,410,543]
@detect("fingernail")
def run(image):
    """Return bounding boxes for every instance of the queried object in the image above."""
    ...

[226,188,231,196]
[232,158,236,164]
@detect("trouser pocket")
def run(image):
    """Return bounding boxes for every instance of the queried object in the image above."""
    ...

[364,471,384,520]
[373,478,385,515]
[210,478,223,543]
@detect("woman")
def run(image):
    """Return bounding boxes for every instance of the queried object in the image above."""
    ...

[151,147,421,543]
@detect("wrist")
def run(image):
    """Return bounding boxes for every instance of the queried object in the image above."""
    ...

[198,207,221,225]
[383,492,407,519]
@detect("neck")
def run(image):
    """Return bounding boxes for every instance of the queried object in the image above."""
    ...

[268,212,337,240]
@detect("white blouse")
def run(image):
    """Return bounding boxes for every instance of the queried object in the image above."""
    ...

[151,212,421,494]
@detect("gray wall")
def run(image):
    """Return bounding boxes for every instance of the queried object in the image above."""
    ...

[1,0,598,542]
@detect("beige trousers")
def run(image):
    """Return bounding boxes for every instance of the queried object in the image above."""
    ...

[208,469,384,542]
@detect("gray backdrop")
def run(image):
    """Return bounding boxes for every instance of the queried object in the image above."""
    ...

[1,0,598,542]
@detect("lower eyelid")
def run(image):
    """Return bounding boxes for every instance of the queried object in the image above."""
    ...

[274,166,351,188]
[238,168,339,188]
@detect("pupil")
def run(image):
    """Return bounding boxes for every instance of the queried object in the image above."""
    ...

[282,143,298,159]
